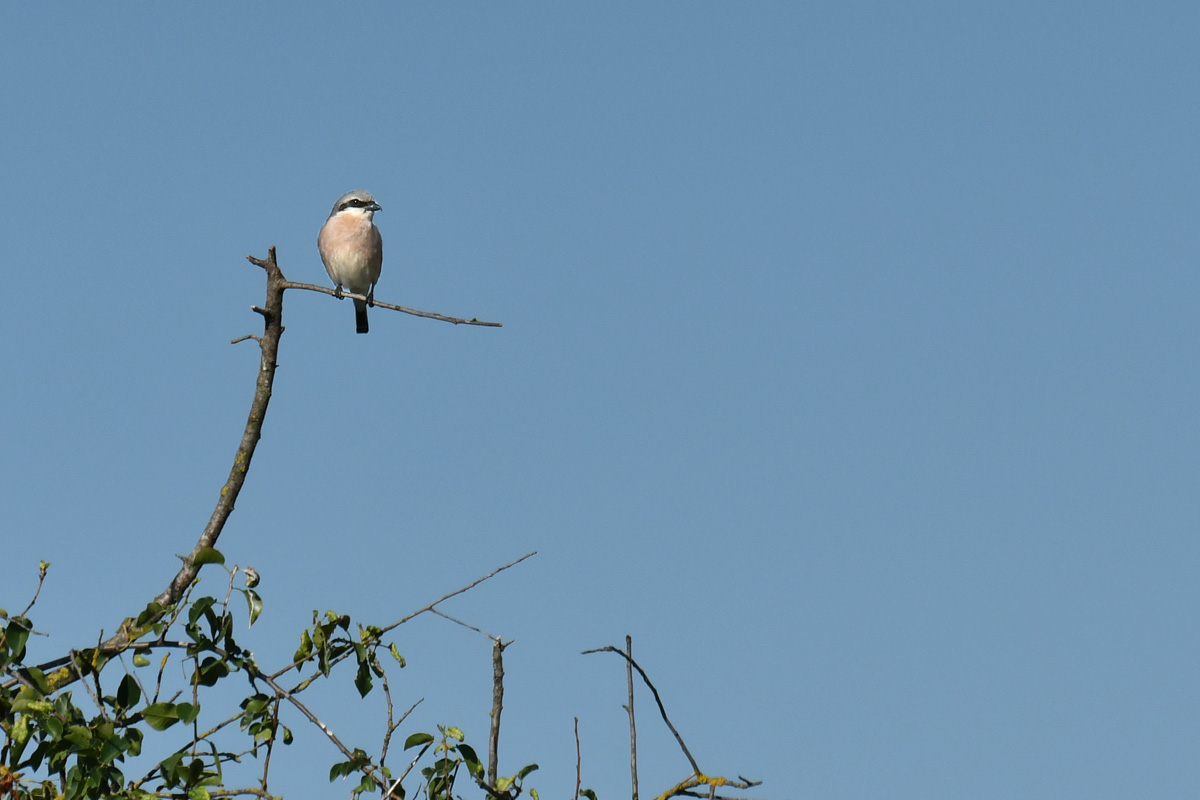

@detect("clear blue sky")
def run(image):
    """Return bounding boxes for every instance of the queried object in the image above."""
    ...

[2,4,1197,798]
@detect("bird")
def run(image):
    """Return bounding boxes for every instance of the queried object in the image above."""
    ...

[317,190,384,334]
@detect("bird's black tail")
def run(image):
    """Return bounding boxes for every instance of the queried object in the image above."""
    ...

[354,299,369,334]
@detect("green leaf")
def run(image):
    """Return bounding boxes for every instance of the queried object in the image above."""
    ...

[354,661,373,697]
[11,697,53,715]
[23,666,49,694]
[136,602,164,627]
[176,702,201,724]
[99,735,126,765]
[64,765,84,800]
[194,657,230,687]
[243,588,263,626]
[117,674,142,709]
[158,752,184,788]
[188,597,217,625]
[280,725,293,745]
[5,617,31,659]
[52,691,73,715]
[62,725,93,746]
[294,629,313,664]
[205,739,224,787]
[445,726,464,741]
[9,715,30,763]
[404,732,434,750]
[580,791,596,800]
[240,694,269,720]
[193,548,225,566]
[516,763,539,780]
[457,744,483,780]
[389,643,406,667]
[143,702,180,731]
[188,787,211,800]
[132,653,151,667]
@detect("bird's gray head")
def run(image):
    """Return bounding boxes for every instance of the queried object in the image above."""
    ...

[329,190,382,218]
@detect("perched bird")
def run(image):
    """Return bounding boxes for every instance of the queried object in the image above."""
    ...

[317,190,384,333]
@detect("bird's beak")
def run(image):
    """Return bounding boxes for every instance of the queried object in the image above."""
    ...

[369,202,382,212]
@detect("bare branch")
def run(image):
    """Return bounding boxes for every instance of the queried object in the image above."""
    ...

[653,775,764,800]
[74,652,107,717]
[381,694,423,768]
[581,645,700,776]
[674,790,768,800]
[429,608,497,640]
[387,740,433,799]
[626,635,639,800]
[380,552,537,636]
[18,561,50,618]
[574,717,582,800]
[255,670,387,792]
[280,280,503,327]
[267,552,536,684]
[488,638,506,786]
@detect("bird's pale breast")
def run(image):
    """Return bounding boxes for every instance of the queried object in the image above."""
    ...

[318,213,383,293]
